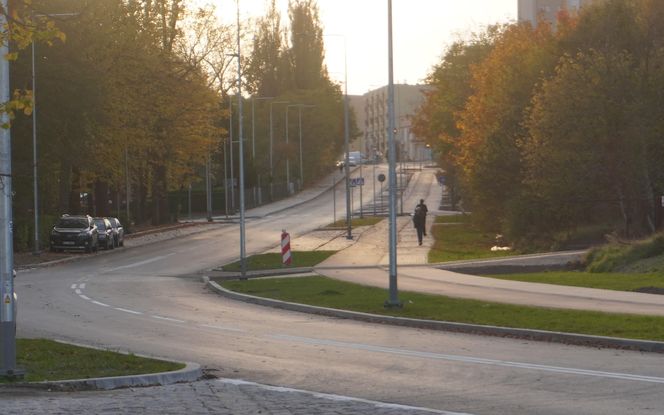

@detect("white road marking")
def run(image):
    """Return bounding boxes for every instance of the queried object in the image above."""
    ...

[75,289,82,295]
[218,378,470,414]
[198,323,246,333]
[271,334,664,385]
[79,283,86,289]
[152,315,185,323]
[79,294,91,301]
[91,300,110,307]
[70,284,77,290]
[114,307,143,315]
[105,253,175,272]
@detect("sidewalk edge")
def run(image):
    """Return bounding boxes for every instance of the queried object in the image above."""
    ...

[1,361,202,391]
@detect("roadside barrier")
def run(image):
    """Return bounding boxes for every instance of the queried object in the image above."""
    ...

[281,230,291,266]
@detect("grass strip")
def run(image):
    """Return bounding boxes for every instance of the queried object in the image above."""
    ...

[326,216,384,228]
[428,215,515,263]
[0,338,183,383]
[222,250,337,272]
[219,276,664,341]
[483,271,664,292]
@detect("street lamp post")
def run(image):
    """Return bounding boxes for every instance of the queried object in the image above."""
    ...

[269,100,288,196]
[285,105,292,193]
[0,0,17,376]
[229,97,236,213]
[287,104,315,192]
[297,105,315,187]
[31,40,39,255]
[235,0,247,280]
[30,12,79,255]
[322,33,352,239]
[342,41,352,240]
[252,96,275,160]
[252,96,273,204]
[386,0,401,308]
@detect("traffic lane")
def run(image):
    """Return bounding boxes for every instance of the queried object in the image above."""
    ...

[25,273,664,415]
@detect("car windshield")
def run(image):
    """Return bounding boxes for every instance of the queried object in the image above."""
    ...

[56,218,88,229]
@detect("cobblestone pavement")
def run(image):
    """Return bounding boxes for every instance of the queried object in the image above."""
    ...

[1,379,458,415]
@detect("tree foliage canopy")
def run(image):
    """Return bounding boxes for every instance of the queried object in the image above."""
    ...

[416,0,664,247]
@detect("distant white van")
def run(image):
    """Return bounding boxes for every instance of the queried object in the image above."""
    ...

[347,151,362,166]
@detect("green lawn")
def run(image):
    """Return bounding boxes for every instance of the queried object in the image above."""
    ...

[428,215,515,263]
[222,250,337,271]
[0,338,183,383]
[484,271,664,292]
[219,276,664,341]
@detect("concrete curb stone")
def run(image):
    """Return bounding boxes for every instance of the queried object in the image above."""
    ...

[0,362,202,391]
[205,276,664,354]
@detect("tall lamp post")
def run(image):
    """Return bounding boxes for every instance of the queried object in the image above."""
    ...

[285,105,293,193]
[235,0,247,279]
[30,39,39,254]
[269,100,288,194]
[0,0,17,375]
[252,96,273,203]
[385,0,401,308]
[297,105,315,187]
[30,12,78,255]
[251,96,274,160]
[342,40,352,240]
[324,33,352,239]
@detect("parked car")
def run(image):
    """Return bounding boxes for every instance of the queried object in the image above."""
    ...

[107,217,124,247]
[94,217,114,250]
[49,214,99,253]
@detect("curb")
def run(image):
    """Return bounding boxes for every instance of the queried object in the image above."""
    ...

[204,277,664,354]
[1,361,202,391]
[16,223,217,271]
[205,267,314,280]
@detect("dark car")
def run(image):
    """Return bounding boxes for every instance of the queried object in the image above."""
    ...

[94,217,115,250]
[107,217,124,247]
[50,215,98,253]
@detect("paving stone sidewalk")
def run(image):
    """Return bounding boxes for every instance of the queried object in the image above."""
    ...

[1,379,453,415]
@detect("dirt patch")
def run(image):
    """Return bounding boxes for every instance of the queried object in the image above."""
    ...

[14,251,77,268]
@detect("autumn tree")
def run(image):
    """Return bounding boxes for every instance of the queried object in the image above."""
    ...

[411,27,500,209]
[455,20,561,231]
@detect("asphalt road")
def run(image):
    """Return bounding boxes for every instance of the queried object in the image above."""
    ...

[14,167,664,415]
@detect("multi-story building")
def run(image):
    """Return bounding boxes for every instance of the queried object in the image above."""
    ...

[518,0,603,26]
[363,84,430,162]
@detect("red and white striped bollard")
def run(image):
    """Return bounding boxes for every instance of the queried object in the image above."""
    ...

[281,230,292,266]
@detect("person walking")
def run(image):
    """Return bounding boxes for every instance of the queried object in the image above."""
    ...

[413,202,426,246]
[416,198,429,236]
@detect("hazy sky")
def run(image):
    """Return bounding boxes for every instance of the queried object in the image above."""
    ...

[194,1,517,95]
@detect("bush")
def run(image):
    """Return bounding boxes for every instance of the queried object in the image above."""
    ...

[585,233,664,273]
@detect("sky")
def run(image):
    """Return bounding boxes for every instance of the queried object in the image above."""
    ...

[193,1,517,95]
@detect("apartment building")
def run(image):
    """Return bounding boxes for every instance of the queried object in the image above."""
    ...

[518,0,602,26]
[363,84,430,162]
